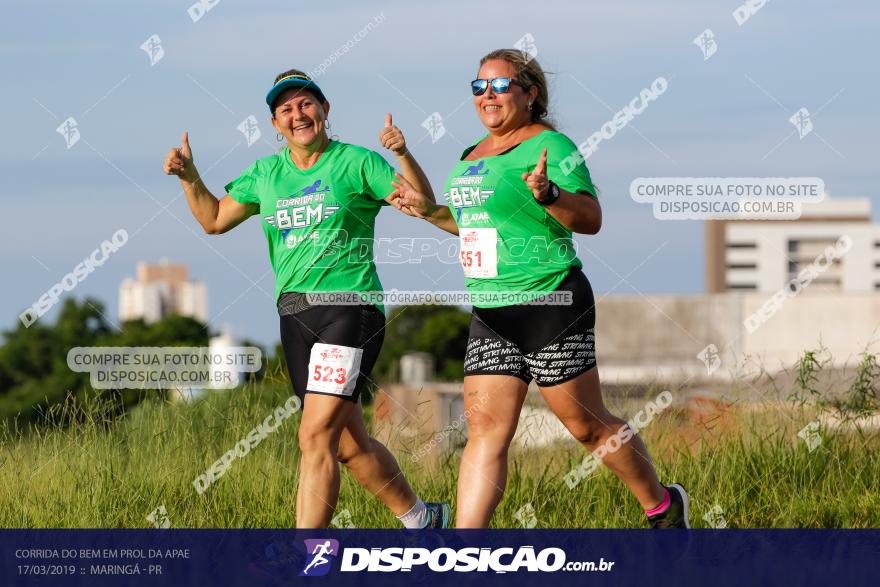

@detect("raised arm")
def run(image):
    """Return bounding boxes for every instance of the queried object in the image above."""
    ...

[163,131,258,234]
[379,113,436,204]
[538,189,602,235]
[523,147,602,235]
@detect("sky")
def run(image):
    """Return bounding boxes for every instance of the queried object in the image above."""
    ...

[1,0,878,347]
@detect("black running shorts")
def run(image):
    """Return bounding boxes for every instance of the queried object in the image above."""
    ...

[278,294,385,403]
[463,268,597,387]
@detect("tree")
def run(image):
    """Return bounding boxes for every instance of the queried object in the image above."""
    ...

[371,305,470,385]
[0,298,213,430]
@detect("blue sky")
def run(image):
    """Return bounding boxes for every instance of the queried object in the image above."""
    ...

[2,0,878,347]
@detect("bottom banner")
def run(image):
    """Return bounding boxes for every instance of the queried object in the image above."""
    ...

[2,529,878,586]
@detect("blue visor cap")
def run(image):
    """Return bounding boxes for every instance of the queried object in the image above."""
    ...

[266,74,327,111]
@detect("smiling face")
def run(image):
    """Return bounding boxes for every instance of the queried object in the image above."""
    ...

[270,88,330,148]
[474,59,537,134]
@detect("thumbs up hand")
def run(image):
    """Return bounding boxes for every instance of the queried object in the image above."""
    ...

[163,131,199,183]
[379,113,408,158]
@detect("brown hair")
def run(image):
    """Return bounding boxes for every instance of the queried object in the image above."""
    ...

[479,49,555,130]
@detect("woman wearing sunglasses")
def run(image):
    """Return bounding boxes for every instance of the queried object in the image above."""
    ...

[390,50,690,528]
[163,69,450,529]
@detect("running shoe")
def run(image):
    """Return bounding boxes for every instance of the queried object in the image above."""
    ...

[423,502,452,529]
[648,483,691,529]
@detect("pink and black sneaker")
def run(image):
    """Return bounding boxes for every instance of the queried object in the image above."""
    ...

[646,483,691,529]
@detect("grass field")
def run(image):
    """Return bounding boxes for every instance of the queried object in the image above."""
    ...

[1,376,879,528]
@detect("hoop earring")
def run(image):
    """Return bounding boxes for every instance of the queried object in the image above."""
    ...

[276,133,283,142]
[325,119,331,131]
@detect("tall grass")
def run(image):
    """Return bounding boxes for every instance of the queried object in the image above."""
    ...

[1,373,878,528]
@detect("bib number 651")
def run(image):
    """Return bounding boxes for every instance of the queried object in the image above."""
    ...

[460,250,483,268]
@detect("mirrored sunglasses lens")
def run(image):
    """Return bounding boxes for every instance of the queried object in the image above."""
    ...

[471,80,488,95]
[491,78,512,93]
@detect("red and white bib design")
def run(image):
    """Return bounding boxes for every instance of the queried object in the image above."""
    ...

[306,343,363,396]
[459,227,498,278]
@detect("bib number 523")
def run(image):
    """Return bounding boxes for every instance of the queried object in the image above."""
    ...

[313,365,347,385]
[306,344,363,396]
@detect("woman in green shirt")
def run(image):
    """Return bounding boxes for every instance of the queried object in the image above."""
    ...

[391,50,690,528]
[163,69,449,529]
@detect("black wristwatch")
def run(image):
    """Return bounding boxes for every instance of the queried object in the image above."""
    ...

[537,180,561,206]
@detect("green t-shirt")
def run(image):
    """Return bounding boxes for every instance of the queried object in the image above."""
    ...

[444,130,597,308]
[225,140,394,308]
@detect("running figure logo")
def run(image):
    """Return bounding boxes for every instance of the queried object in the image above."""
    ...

[697,344,721,376]
[693,29,717,61]
[462,161,489,176]
[237,115,262,147]
[299,179,330,197]
[789,107,814,139]
[514,33,538,63]
[56,117,80,149]
[140,34,165,66]
[300,539,339,577]
[421,112,446,143]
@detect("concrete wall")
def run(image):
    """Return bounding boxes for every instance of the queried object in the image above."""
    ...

[374,291,880,462]
[738,292,880,368]
[595,292,880,384]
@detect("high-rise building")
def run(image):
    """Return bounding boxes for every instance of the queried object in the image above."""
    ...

[119,260,208,324]
[706,196,876,293]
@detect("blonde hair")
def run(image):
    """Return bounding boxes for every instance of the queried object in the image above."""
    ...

[479,49,555,130]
